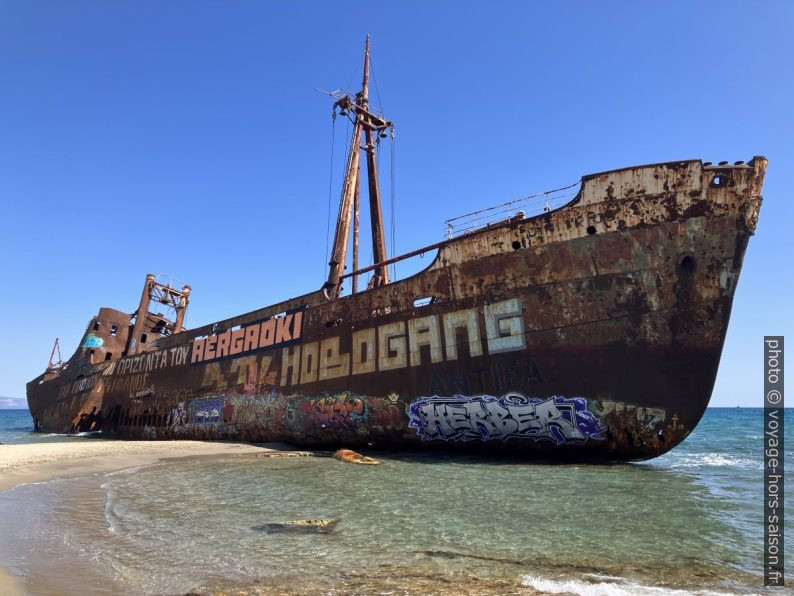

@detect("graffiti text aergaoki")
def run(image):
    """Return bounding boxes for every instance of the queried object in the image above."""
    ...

[191,309,305,365]
[280,298,526,386]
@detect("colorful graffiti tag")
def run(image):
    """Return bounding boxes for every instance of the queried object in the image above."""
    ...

[166,402,188,429]
[287,392,405,437]
[170,391,405,440]
[295,393,369,430]
[159,392,612,444]
[592,400,666,430]
[82,334,104,348]
[188,396,223,425]
[408,393,604,444]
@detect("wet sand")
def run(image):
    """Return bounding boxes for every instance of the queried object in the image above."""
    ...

[0,567,24,596]
[0,439,289,594]
[0,440,277,492]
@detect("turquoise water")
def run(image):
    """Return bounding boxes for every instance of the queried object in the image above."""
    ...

[0,409,35,444]
[0,409,96,444]
[0,408,790,594]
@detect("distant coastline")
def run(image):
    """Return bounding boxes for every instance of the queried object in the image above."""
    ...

[0,398,26,410]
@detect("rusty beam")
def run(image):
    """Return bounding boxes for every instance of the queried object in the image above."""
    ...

[128,273,154,355]
[173,284,191,333]
[352,170,360,293]
[364,127,389,286]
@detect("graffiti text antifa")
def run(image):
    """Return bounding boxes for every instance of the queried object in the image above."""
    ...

[408,394,605,444]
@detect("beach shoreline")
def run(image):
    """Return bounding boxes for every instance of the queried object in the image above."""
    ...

[0,438,290,492]
[0,439,301,594]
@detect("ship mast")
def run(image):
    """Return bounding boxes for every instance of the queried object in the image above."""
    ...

[324,36,393,299]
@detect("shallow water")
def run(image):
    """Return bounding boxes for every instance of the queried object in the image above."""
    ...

[0,409,97,444]
[0,409,36,444]
[0,408,790,594]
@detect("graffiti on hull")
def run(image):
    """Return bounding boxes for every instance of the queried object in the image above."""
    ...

[188,396,223,425]
[158,391,406,439]
[592,399,666,430]
[408,393,605,444]
[82,334,104,348]
[294,393,370,432]
[287,392,405,437]
[166,402,188,429]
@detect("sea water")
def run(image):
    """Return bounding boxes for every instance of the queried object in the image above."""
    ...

[0,408,790,594]
[0,409,97,445]
[0,409,39,444]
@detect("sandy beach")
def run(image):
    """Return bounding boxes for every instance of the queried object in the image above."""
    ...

[0,439,288,594]
[0,439,278,492]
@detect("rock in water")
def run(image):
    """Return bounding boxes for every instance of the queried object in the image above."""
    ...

[333,448,382,465]
[252,519,340,534]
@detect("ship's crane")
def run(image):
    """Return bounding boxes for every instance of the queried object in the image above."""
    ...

[46,337,63,372]
[128,274,191,355]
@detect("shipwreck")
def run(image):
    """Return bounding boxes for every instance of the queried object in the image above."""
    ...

[27,39,766,460]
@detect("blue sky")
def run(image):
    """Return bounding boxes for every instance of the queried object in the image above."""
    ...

[0,1,791,405]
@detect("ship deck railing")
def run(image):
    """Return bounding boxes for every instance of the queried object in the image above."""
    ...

[444,181,581,239]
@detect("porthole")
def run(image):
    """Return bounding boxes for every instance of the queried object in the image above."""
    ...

[678,255,696,275]
[710,174,731,188]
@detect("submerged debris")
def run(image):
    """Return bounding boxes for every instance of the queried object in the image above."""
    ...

[333,448,382,465]
[251,519,339,534]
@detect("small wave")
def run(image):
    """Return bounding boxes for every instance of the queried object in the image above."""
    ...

[103,464,160,477]
[520,573,741,595]
[6,476,73,491]
[665,453,760,469]
[28,431,104,440]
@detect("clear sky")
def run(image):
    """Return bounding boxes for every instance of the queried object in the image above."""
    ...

[0,1,791,405]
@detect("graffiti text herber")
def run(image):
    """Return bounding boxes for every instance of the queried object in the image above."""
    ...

[191,309,304,365]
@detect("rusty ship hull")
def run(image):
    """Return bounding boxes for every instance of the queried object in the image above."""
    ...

[26,157,765,461]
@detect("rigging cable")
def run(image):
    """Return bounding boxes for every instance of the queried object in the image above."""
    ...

[324,111,337,279]
[322,46,358,284]
[390,126,397,280]
[370,47,396,279]
[369,44,385,116]
[371,47,385,273]
[342,111,352,284]
[373,129,382,270]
